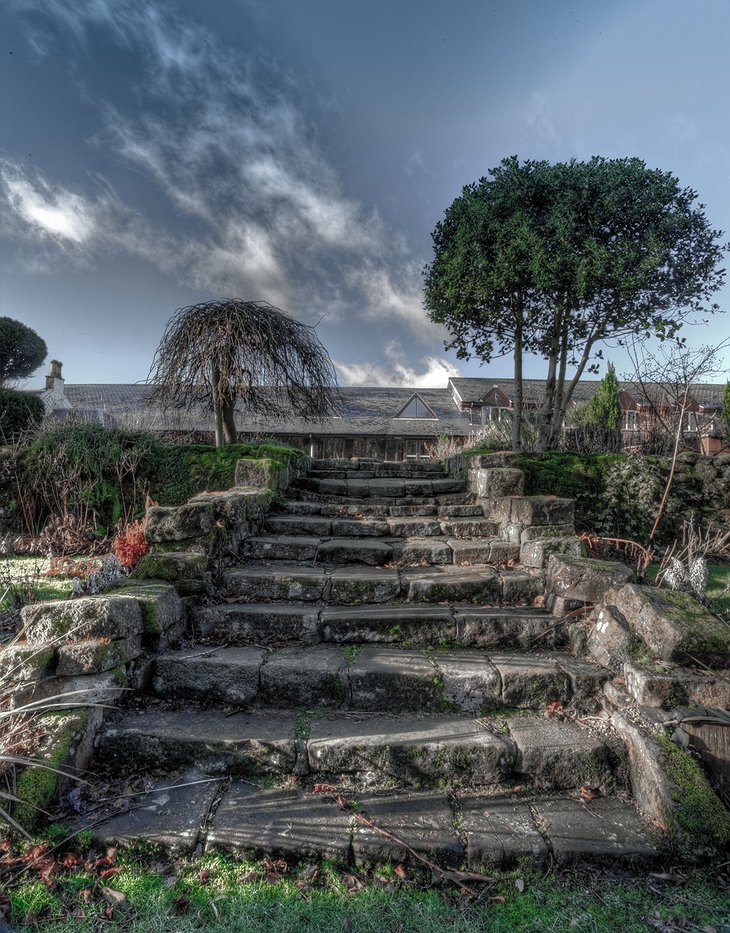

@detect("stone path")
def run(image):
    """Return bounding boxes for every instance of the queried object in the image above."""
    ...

[87,458,659,868]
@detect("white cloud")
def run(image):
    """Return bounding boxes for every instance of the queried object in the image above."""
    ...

[1,163,95,244]
[337,343,460,387]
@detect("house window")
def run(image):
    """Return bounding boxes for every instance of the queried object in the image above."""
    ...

[405,439,430,460]
[684,411,699,432]
[624,411,638,430]
[395,394,438,419]
[481,406,509,423]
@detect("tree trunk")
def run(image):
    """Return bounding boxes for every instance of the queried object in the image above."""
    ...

[212,363,224,447]
[536,322,560,452]
[512,323,524,452]
[545,336,597,450]
[222,399,237,444]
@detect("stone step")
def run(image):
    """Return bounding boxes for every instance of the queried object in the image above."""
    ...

[88,771,657,867]
[311,459,446,475]
[403,565,542,604]
[289,477,466,499]
[98,707,621,794]
[149,645,608,713]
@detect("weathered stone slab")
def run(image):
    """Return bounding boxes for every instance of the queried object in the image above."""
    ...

[391,538,452,566]
[57,635,142,676]
[533,797,657,864]
[194,602,321,645]
[606,584,730,663]
[499,569,543,605]
[259,646,347,707]
[207,783,352,862]
[551,655,610,701]
[144,502,216,543]
[328,567,402,605]
[244,535,321,561]
[12,670,125,709]
[404,566,500,603]
[490,655,569,708]
[468,453,519,470]
[308,715,514,784]
[0,642,57,684]
[365,478,406,497]
[459,797,548,869]
[353,791,463,866]
[546,555,632,605]
[315,538,393,566]
[22,595,144,645]
[448,539,496,565]
[587,605,633,671]
[134,551,211,596]
[438,505,484,518]
[222,565,327,602]
[509,717,613,790]
[404,479,435,496]
[321,503,389,518]
[264,515,333,536]
[431,651,502,713]
[431,479,466,495]
[322,605,454,644]
[389,504,438,517]
[331,518,390,537]
[348,647,441,711]
[99,710,297,775]
[520,537,586,569]
[152,647,266,704]
[90,771,220,854]
[455,608,561,649]
[280,500,321,515]
[511,497,574,527]
[107,580,185,646]
[387,517,442,537]
[469,468,525,499]
[235,457,287,490]
[440,519,499,539]
[623,660,691,709]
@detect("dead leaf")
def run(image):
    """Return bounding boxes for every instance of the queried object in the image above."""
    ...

[198,869,211,884]
[394,864,407,880]
[101,887,129,912]
[237,871,259,883]
[515,878,525,892]
[79,889,93,905]
[342,873,363,892]
[488,895,506,904]
[579,785,597,802]
[300,864,319,882]
[533,594,545,607]
[312,782,338,795]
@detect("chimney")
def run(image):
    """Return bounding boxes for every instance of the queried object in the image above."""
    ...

[46,360,64,390]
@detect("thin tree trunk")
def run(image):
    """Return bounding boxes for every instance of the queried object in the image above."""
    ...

[536,323,560,452]
[212,363,224,447]
[546,335,597,450]
[512,322,523,452]
[222,399,237,444]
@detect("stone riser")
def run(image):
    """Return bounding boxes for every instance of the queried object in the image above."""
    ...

[195,600,561,649]
[148,645,608,714]
[264,515,500,539]
[98,708,620,795]
[290,477,466,498]
[243,535,520,568]
[310,459,447,475]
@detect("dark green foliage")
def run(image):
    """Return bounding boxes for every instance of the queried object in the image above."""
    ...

[13,425,304,533]
[424,157,726,451]
[722,381,730,438]
[0,388,45,442]
[581,362,622,451]
[0,317,47,384]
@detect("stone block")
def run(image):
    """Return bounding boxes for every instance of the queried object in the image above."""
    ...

[193,603,322,646]
[244,535,321,561]
[56,635,142,676]
[144,502,216,543]
[328,568,402,605]
[468,453,520,469]
[235,457,287,490]
[448,539,495,565]
[348,647,442,711]
[440,519,500,539]
[331,518,390,537]
[490,655,569,708]
[404,566,500,603]
[391,538,452,566]
[308,715,514,785]
[546,555,632,604]
[605,584,730,663]
[207,783,352,862]
[387,517,442,537]
[352,791,463,866]
[152,647,266,705]
[0,642,57,684]
[510,496,574,527]
[322,605,454,645]
[460,797,548,869]
[532,798,656,864]
[509,717,613,791]
[259,646,347,708]
[315,538,393,566]
[21,595,144,645]
[520,537,586,569]
[431,651,503,712]
[106,580,185,645]
[586,605,633,672]
[469,468,525,498]
[133,551,211,596]
[223,566,327,603]
[455,608,561,650]
[499,569,543,605]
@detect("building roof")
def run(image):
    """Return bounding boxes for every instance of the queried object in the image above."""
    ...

[59,384,473,437]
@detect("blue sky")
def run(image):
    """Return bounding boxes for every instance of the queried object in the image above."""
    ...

[1,0,728,389]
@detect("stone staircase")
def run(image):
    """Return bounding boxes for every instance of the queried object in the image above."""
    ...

[85,457,662,868]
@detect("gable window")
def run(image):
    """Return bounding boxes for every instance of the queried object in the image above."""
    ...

[395,394,438,420]
[480,406,509,424]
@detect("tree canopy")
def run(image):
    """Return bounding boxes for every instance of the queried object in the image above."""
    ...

[147,299,339,446]
[424,156,726,451]
[0,317,47,385]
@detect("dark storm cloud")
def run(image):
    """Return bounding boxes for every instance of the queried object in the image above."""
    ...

[1,0,442,347]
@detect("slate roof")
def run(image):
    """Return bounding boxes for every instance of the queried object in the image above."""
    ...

[60,384,473,437]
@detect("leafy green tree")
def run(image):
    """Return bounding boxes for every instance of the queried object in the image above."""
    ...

[424,156,726,451]
[582,361,622,451]
[0,317,47,385]
[0,388,45,442]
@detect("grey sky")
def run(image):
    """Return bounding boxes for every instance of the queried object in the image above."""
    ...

[1,0,728,389]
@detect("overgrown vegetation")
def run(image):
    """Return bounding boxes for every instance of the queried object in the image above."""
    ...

[1,845,728,933]
[2,424,305,541]
[0,389,45,444]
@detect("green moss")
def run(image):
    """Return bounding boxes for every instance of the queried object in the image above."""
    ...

[659,590,730,660]
[14,710,90,830]
[657,731,730,854]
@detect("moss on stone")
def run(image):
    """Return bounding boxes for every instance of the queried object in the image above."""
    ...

[659,590,730,660]
[657,731,730,854]
[14,710,90,830]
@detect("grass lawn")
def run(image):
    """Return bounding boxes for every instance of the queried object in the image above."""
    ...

[0,555,83,613]
[3,848,729,933]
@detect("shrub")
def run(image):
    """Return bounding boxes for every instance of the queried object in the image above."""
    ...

[111,518,149,569]
[0,389,45,444]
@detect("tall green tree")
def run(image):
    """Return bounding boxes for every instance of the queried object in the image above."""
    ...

[582,361,622,451]
[424,157,726,451]
[0,317,47,385]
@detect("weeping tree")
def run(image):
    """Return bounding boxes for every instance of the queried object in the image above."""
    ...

[147,299,339,446]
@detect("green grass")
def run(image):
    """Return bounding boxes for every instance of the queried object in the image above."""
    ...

[4,850,730,932]
[0,555,77,611]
